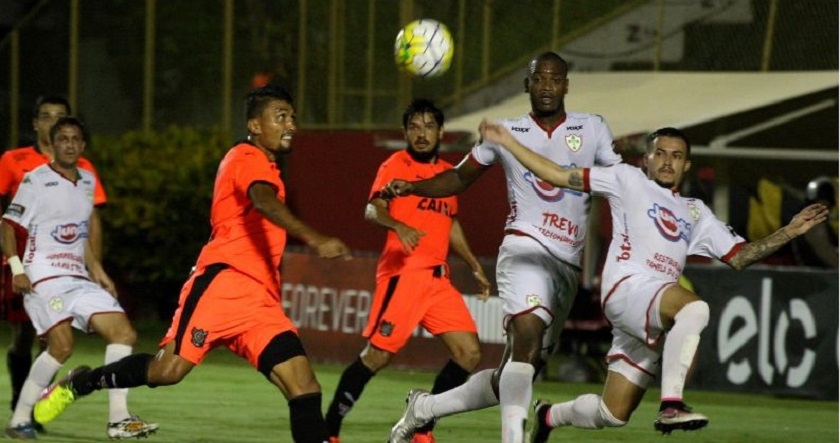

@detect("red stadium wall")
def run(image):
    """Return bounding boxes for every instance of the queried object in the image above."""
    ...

[281,130,508,257]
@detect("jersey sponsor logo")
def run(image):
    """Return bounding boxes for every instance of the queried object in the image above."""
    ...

[541,212,580,237]
[524,171,583,202]
[44,181,58,187]
[647,203,691,243]
[565,134,582,152]
[416,197,453,216]
[191,327,208,347]
[6,203,25,217]
[566,125,583,131]
[511,126,529,133]
[50,221,89,244]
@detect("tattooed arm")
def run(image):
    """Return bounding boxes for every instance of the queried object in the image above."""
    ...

[728,203,829,270]
[479,119,586,191]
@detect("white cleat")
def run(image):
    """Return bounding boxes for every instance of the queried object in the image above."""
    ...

[388,389,430,443]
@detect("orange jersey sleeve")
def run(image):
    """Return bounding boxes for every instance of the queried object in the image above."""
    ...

[371,150,458,278]
[195,142,287,295]
[0,147,106,206]
[0,146,48,198]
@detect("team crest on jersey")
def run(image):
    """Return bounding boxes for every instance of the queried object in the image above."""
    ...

[50,221,89,244]
[526,294,541,307]
[378,320,395,337]
[48,297,63,312]
[686,200,701,221]
[565,134,582,152]
[191,327,208,347]
[647,203,691,243]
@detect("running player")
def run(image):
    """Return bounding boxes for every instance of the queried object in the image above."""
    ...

[476,122,828,440]
[386,52,622,443]
[1,116,156,439]
[33,85,352,443]
[0,95,107,417]
[325,99,490,443]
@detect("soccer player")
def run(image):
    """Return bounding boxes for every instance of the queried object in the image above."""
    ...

[385,52,622,443]
[325,99,490,443]
[33,85,352,443]
[1,116,157,439]
[475,122,828,440]
[0,95,107,418]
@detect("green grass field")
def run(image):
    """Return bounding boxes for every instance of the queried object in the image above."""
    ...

[1,321,836,442]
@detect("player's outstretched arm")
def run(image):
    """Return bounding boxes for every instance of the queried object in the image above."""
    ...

[383,160,484,200]
[479,119,585,192]
[249,182,352,260]
[728,203,829,270]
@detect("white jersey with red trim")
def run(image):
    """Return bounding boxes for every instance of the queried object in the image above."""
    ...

[586,163,745,291]
[471,112,621,265]
[2,164,94,284]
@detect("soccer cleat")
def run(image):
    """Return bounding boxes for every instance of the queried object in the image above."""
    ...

[4,422,38,439]
[653,404,709,434]
[106,415,159,439]
[33,365,91,424]
[410,430,435,443]
[530,399,552,443]
[388,389,430,443]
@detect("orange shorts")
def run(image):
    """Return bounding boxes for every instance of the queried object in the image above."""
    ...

[160,264,297,368]
[363,266,477,353]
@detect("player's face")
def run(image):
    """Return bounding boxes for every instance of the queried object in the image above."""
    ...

[525,58,568,117]
[251,99,297,154]
[404,112,442,160]
[644,135,691,190]
[33,103,69,146]
[51,125,86,169]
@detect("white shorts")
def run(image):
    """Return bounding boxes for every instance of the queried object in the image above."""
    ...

[601,273,676,388]
[25,276,125,336]
[496,234,579,356]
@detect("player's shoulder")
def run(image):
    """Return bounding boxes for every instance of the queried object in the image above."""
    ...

[0,145,36,163]
[22,164,52,181]
[500,114,532,129]
[76,156,97,170]
[680,196,714,220]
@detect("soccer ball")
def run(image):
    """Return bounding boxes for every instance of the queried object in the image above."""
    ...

[394,19,454,78]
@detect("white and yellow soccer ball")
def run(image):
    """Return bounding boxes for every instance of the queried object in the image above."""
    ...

[394,19,454,78]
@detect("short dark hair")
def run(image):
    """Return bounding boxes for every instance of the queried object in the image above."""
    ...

[528,51,569,74]
[647,127,691,156]
[245,84,294,121]
[33,95,72,119]
[402,98,444,129]
[49,116,87,143]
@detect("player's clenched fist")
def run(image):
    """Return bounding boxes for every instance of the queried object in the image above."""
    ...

[313,236,353,260]
[382,179,414,199]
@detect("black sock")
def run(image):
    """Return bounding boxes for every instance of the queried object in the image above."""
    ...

[74,353,154,396]
[325,357,375,437]
[289,392,329,443]
[7,350,31,411]
[659,400,685,411]
[416,359,470,433]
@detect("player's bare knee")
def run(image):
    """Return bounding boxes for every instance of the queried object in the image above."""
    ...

[147,360,188,386]
[47,345,73,363]
[360,343,392,372]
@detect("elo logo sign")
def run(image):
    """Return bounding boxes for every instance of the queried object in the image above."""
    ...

[717,278,816,388]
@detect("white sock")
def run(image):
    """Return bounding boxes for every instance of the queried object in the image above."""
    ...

[417,368,498,422]
[10,352,63,426]
[549,393,626,429]
[499,362,534,443]
[661,301,709,401]
[106,344,133,423]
